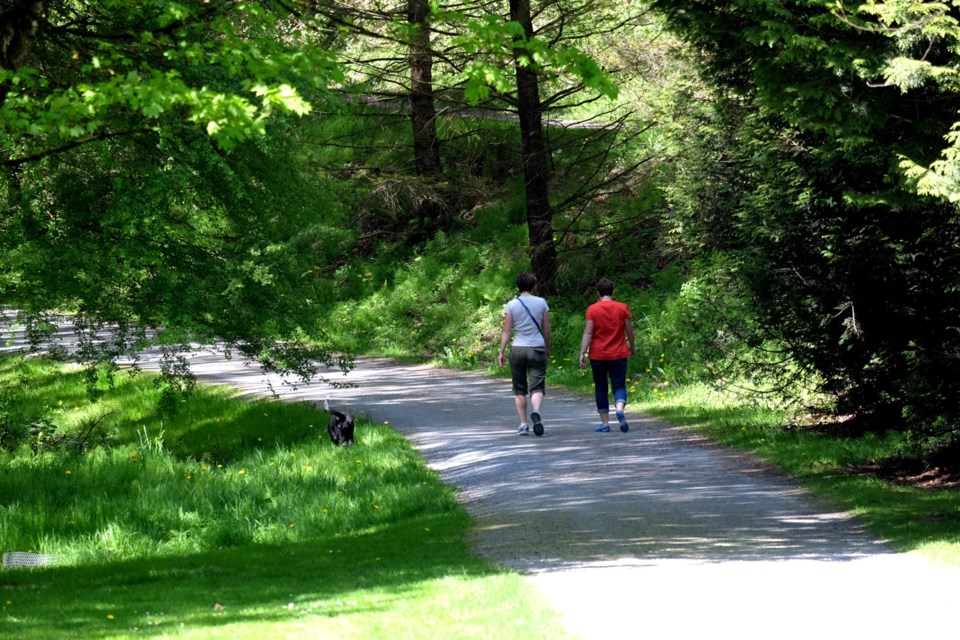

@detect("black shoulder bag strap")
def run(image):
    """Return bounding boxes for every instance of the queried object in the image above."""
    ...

[516,296,543,335]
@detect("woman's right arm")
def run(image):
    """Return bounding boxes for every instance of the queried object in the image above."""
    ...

[498,312,514,367]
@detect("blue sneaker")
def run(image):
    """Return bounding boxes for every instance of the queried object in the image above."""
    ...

[616,409,629,433]
[595,425,611,432]
[517,424,530,436]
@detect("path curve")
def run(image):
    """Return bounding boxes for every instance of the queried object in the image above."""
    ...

[3,330,959,638]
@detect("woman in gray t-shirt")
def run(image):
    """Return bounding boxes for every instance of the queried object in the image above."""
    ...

[497,271,551,436]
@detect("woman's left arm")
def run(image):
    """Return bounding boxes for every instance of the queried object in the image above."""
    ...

[579,319,594,368]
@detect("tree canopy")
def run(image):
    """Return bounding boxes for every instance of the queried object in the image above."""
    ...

[0,1,335,160]
[1,0,347,386]
[650,0,960,201]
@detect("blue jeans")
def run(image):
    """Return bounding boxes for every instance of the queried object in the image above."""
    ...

[590,358,628,414]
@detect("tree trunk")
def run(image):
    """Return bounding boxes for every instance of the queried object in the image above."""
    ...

[0,0,46,106]
[408,0,442,176]
[509,0,557,295]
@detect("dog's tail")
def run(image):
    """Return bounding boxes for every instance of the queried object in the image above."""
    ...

[324,397,350,421]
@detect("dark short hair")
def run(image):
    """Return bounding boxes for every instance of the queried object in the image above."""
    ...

[596,278,614,296]
[516,271,537,292]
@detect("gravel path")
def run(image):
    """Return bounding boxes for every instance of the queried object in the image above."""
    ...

[4,329,959,638]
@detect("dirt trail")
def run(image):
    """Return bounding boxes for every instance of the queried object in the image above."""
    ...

[3,329,959,638]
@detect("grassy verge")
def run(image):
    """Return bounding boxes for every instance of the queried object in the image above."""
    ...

[0,356,572,639]
[628,382,960,567]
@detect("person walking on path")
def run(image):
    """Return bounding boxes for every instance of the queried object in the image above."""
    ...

[498,271,551,436]
[579,278,636,433]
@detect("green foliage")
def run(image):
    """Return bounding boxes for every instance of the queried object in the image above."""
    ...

[650,1,960,447]
[853,0,960,200]
[3,121,351,379]
[0,1,340,160]
[446,8,619,104]
[0,2,356,383]
[681,100,960,441]
[648,0,960,199]
[322,226,526,363]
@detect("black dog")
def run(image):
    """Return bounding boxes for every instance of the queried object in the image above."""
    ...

[324,398,355,446]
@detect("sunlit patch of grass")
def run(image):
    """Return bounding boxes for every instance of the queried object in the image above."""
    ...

[0,356,574,639]
[1,415,459,562]
[2,514,568,639]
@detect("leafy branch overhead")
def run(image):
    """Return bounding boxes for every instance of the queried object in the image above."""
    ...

[0,0,353,386]
[0,0,341,164]
[453,13,619,103]
[653,0,960,202]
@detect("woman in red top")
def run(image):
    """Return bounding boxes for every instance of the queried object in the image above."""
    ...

[578,278,636,432]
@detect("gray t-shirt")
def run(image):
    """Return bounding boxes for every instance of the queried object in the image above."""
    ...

[505,295,549,348]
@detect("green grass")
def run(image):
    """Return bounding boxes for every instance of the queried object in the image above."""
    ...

[630,382,960,567]
[0,356,572,639]
[3,516,561,639]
